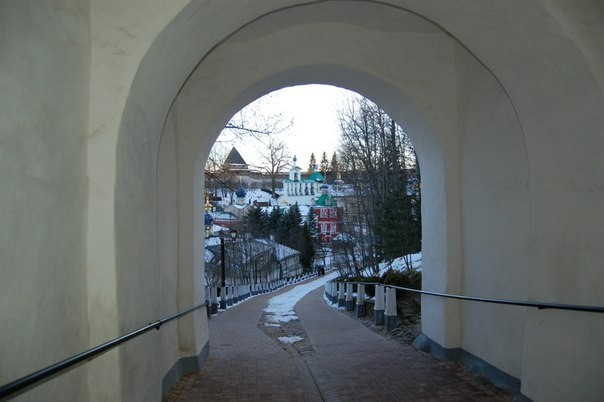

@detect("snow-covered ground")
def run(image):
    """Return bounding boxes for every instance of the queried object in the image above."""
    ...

[264,271,338,325]
[377,253,422,274]
[278,336,304,344]
[261,252,421,345]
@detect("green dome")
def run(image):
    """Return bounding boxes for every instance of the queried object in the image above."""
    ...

[307,171,326,182]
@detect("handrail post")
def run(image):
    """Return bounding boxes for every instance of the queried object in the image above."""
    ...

[227,286,233,307]
[356,284,366,317]
[205,286,211,318]
[338,283,346,308]
[375,285,385,326]
[331,282,338,304]
[211,286,218,315]
[219,286,227,310]
[346,283,354,311]
[385,287,398,331]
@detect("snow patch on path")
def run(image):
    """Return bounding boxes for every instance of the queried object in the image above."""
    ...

[278,336,304,344]
[264,271,338,324]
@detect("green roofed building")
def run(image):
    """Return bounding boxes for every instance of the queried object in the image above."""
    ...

[282,156,327,206]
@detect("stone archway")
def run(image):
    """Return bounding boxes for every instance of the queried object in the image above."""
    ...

[113,1,604,401]
[156,0,528,396]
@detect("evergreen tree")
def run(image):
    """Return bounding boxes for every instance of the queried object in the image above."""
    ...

[306,207,319,241]
[330,152,339,175]
[275,210,290,244]
[319,152,329,175]
[278,203,302,248]
[336,95,421,270]
[307,153,317,173]
[246,206,268,238]
[267,206,283,236]
[375,185,415,260]
[299,222,315,269]
[287,203,303,227]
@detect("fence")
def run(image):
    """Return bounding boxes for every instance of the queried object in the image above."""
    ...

[325,280,604,332]
[205,273,319,315]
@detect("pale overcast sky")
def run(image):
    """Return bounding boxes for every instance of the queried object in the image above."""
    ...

[217,84,357,170]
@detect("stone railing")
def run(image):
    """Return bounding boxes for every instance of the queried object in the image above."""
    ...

[324,281,405,331]
[204,273,318,316]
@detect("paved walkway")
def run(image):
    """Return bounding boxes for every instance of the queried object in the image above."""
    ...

[165,281,510,402]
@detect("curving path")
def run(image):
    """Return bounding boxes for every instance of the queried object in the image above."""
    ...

[165,280,510,401]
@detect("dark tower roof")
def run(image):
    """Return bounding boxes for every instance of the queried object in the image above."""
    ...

[223,147,249,171]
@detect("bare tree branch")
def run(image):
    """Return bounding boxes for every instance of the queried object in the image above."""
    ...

[258,137,290,196]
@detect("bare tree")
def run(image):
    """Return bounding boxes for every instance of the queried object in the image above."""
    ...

[336,94,420,274]
[204,144,238,200]
[258,137,290,196]
[207,93,294,201]
[220,93,293,141]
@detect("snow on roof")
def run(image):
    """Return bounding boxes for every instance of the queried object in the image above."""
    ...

[234,239,274,264]
[204,249,216,263]
[330,184,356,197]
[257,239,300,260]
[259,204,312,219]
[333,233,355,242]
[298,205,311,218]
[212,211,237,220]
[243,188,272,203]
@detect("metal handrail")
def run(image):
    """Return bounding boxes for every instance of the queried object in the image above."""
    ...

[332,281,604,314]
[0,302,207,401]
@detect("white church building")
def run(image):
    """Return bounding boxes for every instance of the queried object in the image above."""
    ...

[281,156,328,206]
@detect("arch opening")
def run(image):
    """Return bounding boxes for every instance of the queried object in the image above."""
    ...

[116,1,532,399]
[202,84,423,287]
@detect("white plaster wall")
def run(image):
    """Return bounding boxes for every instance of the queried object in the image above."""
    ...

[87,1,190,400]
[3,1,601,401]
[157,112,183,382]
[157,2,604,400]
[402,2,604,399]
[0,1,90,401]
[110,1,309,399]
[456,44,530,378]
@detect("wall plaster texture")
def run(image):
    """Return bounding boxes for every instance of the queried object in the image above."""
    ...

[1,1,603,401]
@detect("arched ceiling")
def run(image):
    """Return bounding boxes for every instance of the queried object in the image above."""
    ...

[170,0,467,168]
